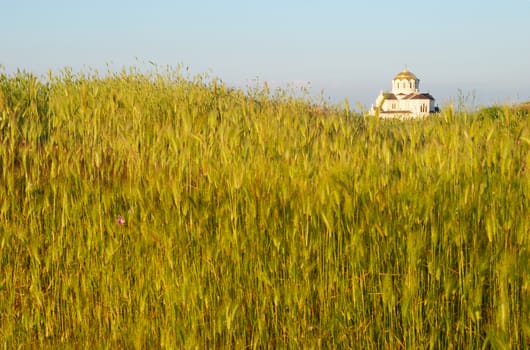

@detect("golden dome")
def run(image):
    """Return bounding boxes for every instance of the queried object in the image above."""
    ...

[393,69,417,81]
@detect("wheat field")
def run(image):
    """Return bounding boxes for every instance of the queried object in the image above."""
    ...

[0,67,529,348]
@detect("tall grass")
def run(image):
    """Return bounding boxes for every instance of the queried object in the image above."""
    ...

[0,67,529,348]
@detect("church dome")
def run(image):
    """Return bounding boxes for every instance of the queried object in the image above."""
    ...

[393,69,417,81]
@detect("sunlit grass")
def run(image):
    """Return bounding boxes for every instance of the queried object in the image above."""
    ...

[0,67,529,348]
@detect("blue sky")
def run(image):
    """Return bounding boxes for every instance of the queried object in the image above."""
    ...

[1,0,529,108]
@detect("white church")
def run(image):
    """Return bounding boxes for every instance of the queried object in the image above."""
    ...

[369,68,438,118]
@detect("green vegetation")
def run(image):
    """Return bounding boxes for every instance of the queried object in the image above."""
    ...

[1,67,529,348]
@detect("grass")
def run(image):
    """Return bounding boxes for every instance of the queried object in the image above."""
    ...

[1,66,529,348]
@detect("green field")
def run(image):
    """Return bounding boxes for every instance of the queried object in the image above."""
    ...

[1,67,529,348]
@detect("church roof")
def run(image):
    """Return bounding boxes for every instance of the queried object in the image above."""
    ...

[411,93,435,100]
[402,92,435,100]
[393,69,417,81]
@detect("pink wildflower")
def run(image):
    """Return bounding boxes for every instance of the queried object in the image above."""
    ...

[116,215,126,226]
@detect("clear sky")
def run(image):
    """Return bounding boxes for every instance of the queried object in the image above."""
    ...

[1,0,529,108]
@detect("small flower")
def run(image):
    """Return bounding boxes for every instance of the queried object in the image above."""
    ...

[116,215,126,226]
